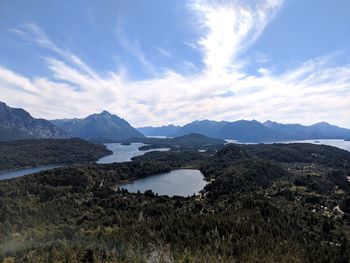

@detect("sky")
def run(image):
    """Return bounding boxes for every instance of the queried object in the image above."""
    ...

[0,0,349,128]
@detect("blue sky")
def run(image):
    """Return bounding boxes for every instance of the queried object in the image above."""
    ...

[0,0,349,127]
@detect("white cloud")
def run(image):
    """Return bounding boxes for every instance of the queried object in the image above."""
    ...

[1,0,350,128]
[190,0,283,74]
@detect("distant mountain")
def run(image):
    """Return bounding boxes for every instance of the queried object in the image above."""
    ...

[136,126,154,136]
[173,120,227,138]
[0,102,69,141]
[51,111,144,142]
[217,120,286,142]
[264,120,350,140]
[137,124,181,137]
[149,119,350,142]
[173,120,285,142]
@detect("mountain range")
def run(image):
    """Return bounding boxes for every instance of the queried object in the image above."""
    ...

[138,119,350,142]
[0,102,143,142]
[1,101,349,143]
[51,111,144,142]
[264,120,350,140]
[0,102,69,141]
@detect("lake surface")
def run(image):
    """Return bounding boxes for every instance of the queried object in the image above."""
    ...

[120,169,207,197]
[278,139,350,152]
[0,164,63,180]
[0,143,169,180]
[226,139,350,152]
[97,143,169,163]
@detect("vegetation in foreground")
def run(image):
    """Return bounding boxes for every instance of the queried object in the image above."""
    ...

[0,138,111,172]
[0,143,350,262]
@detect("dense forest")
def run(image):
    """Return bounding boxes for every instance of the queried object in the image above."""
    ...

[0,143,350,262]
[0,138,111,171]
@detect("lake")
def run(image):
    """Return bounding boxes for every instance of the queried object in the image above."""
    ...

[0,164,63,180]
[97,143,169,163]
[0,143,169,180]
[120,169,207,197]
[226,139,350,152]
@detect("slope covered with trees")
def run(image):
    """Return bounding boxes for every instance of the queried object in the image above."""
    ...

[0,143,349,262]
[0,138,112,171]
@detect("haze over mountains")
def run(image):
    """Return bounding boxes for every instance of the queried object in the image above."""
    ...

[1,101,350,142]
[137,125,181,137]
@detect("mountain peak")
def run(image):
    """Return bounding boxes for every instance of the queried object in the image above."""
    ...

[99,110,112,116]
[263,120,279,127]
[87,110,114,120]
[264,120,276,124]
[312,121,331,126]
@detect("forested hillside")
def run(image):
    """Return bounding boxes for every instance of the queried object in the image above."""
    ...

[0,138,111,171]
[0,143,349,262]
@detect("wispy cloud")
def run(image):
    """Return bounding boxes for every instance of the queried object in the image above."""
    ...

[155,47,173,58]
[190,0,283,74]
[1,0,350,128]
[114,18,155,75]
[8,28,28,38]
[12,22,99,79]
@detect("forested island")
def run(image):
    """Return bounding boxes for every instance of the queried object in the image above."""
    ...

[134,133,226,151]
[0,138,111,172]
[1,142,350,262]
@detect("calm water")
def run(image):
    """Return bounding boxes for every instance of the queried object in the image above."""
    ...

[278,139,350,152]
[226,139,350,152]
[0,164,63,180]
[120,169,207,197]
[97,143,169,163]
[0,143,169,180]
